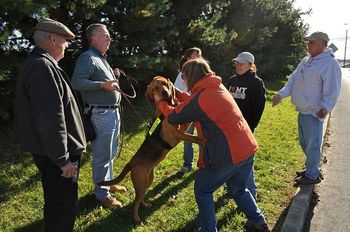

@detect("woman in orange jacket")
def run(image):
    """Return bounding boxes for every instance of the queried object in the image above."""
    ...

[154,58,269,232]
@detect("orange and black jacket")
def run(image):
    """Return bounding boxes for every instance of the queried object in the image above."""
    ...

[157,73,258,169]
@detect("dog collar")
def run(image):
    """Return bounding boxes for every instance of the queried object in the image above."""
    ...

[148,117,162,136]
[147,115,173,150]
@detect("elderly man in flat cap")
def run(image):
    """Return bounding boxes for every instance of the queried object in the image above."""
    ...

[272,31,342,185]
[15,18,86,232]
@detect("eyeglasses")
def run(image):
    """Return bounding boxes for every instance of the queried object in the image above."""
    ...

[181,73,186,80]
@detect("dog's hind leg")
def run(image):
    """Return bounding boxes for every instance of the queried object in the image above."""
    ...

[147,169,154,188]
[131,167,149,225]
[142,169,154,208]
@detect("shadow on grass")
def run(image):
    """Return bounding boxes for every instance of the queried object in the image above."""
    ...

[0,128,43,203]
[79,171,197,232]
[76,193,137,232]
[0,172,41,204]
[169,190,244,231]
[169,214,200,232]
[14,219,44,232]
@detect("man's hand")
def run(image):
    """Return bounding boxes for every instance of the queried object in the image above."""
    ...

[316,108,328,119]
[100,80,119,91]
[113,68,121,79]
[272,94,282,107]
[60,161,77,179]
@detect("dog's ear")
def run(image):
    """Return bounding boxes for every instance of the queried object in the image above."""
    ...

[145,84,155,105]
[168,79,177,104]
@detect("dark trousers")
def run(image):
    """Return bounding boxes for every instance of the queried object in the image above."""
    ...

[32,154,80,232]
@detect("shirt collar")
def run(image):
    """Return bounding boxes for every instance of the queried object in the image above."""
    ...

[89,46,107,58]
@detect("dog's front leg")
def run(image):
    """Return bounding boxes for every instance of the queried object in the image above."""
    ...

[182,133,202,145]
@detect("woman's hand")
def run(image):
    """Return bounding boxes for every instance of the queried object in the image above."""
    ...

[153,92,162,102]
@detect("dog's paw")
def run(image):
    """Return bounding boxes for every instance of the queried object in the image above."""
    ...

[134,218,145,227]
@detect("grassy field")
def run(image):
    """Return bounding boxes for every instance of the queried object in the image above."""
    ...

[0,81,306,232]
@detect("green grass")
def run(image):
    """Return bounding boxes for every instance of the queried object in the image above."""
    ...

[0,80,306,232]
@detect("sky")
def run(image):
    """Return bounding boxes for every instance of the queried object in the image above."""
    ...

[293,0,350,60]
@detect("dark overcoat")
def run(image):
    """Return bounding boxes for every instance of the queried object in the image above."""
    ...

[15,47,86,167]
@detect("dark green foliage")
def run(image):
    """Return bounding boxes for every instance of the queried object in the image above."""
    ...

[0,0,308,124]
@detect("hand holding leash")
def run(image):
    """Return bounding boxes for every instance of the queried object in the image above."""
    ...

[100,80,119,91]
[113,68,121,79]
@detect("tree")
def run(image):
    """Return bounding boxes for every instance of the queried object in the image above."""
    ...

[0,0,308,124]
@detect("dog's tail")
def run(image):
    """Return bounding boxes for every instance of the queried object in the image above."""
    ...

[98,162,131,186]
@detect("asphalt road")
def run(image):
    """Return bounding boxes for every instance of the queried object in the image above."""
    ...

[308,68,350,232]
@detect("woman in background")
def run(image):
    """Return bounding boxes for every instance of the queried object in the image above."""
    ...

[225,52,266,199]
[173,47,202,173]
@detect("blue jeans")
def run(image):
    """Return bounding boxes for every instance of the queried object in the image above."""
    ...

[90,108,120,200]
[183,124,195,168]
[247,165,257,198]
[194,156,265,232]
[298,114,323,180]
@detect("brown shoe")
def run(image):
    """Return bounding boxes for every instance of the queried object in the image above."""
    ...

[110,185,127,193]
[98,196,122,208]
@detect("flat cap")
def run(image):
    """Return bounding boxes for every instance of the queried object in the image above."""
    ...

[35,18,75,40]
[305,31,329,43]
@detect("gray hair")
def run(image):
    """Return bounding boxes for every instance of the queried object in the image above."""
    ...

[86,23,106,44]
[33,30,51,46]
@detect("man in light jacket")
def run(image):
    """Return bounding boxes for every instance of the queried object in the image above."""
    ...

[272,31,341,185]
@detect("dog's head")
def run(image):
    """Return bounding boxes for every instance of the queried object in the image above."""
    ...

[145,76,176,106]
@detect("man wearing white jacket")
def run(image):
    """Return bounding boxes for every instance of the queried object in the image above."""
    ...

[272,31,342,185]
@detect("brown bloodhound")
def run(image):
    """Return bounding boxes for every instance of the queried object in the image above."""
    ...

[99,76,202,226]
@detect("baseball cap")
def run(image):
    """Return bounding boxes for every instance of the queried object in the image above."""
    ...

[34,18,75,40]
[305,31,329,43]
[232,52,255,64]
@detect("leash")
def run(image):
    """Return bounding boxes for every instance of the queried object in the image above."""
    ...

[115,69,137,102]
[115,69,154,159]
[113,69,139,159]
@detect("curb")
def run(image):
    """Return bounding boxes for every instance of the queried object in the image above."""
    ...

[280,114,330,232]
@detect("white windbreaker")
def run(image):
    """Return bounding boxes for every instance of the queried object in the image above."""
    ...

[279,48,342,119]
[174,71,188,92]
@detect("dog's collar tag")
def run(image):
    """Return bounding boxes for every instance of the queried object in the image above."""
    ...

[148,117,162,135]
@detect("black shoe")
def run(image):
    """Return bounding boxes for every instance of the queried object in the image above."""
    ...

[296,169,306,177]
[296,169,323,179]
[295,175,321,185]
[244,221,270,232]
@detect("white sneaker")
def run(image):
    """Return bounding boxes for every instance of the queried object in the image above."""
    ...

[180,166,192,173]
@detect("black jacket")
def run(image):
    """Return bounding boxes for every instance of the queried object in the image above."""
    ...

[225,71,266,132]
[15,47,86,167]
